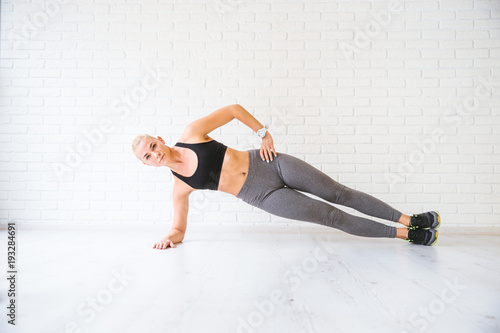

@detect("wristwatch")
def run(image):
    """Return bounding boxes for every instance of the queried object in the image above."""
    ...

[256,125,268,138]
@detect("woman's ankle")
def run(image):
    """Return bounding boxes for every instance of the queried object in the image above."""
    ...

[398,214,411,227]
[396,227,409,240]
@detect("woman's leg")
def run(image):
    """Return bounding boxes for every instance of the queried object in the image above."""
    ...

[238,149,397,238]
[257,186,397,238]
[238,150,441,243]
[275,152,403,223]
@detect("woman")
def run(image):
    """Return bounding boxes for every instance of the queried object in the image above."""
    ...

[131,104,440,249]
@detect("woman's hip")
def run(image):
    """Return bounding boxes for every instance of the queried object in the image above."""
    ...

[236,149,285,207]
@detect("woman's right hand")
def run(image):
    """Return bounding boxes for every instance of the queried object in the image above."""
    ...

[153,236,176,249]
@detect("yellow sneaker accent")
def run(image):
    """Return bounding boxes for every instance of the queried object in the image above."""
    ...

[430,229,439,246]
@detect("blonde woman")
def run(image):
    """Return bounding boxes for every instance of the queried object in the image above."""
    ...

[131,105,440,250]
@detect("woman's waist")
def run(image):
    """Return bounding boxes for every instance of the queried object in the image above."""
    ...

[221,148,250,175]
[217,148,250,196]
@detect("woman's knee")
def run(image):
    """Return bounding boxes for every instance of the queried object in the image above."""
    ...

[324,207,347,229]
[336,185,356,205]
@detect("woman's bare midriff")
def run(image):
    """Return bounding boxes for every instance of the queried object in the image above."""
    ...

[217,147,249,196]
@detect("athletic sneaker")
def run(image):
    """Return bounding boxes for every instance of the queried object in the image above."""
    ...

[409,211,440,230]
[406,228,438,246]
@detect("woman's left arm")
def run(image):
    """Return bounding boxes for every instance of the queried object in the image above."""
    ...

[232,104,277,163]
[189,104,277,162]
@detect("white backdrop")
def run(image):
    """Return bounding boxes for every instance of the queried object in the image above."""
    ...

[1,0,499,227]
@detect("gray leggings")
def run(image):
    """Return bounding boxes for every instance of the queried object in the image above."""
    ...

[236,149,402,238]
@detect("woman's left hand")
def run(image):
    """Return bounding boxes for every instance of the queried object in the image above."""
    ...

[260,132,277,163]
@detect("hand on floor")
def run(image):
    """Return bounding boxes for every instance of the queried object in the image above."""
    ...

[153,237,176,249]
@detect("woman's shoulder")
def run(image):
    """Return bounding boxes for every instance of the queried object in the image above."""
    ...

[176,128,213,144]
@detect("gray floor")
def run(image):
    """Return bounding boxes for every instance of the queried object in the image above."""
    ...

[0,223,499,333]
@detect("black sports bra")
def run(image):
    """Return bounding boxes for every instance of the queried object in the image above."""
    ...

[171,140,228,190]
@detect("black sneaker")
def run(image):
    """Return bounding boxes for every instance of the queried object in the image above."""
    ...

[409,211,440,229]
[406,228,438,246]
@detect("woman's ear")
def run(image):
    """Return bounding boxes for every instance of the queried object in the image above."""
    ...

[157,136,165,144]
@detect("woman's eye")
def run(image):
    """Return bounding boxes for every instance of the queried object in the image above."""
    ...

[153,144,156,149]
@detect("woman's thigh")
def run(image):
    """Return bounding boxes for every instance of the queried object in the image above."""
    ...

[274,152,401,222]
[257,186,335,226]
[275,152,346,204]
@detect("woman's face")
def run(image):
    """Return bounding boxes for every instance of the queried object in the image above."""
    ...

[137,136,167,167]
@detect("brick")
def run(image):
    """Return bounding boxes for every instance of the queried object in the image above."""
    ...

[456,10,491,20]
[440,20,473,30]
[460,204,493,214]
[173,3,205,12]
[305,2,339,12]
[338,2,371,11]
[423,11,455,20]
[456,49,489,59]
[272,3,304,12]
[406,2,439,10]
[406,23,440,35]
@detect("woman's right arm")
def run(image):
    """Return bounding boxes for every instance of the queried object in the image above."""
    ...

[153,178,194,249]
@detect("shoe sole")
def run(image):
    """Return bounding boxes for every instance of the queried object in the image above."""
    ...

[428,229,438,246]
[430,211,441,229]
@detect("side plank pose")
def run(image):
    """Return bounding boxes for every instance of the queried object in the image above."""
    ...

[131,105,440,249]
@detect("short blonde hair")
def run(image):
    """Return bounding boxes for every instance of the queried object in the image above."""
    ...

[131,134,155,161]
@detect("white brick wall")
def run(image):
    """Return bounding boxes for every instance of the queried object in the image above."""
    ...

[1,0,499,227]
